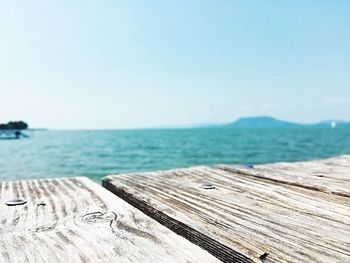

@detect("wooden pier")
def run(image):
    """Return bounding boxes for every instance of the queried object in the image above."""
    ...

[0,177,219,263]
[103,155,350,263]
[1,155,350,262]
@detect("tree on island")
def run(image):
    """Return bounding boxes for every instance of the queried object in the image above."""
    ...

[0,121,28,130]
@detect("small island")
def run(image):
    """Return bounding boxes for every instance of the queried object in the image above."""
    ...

[0,121,28,130]
[0,121,29,139]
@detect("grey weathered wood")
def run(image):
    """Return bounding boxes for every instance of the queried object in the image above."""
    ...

[0,177,221,263]
[218,155,350,197]
[103,162,350,263]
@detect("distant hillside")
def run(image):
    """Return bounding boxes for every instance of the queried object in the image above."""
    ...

[224,116,302,128]
[223,116,349,128]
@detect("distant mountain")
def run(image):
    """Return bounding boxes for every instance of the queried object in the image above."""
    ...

[224,116,303,128]
[222,116,350,128]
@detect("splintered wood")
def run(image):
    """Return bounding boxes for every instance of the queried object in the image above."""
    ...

[103,156,350,263]
[0,177,220,263]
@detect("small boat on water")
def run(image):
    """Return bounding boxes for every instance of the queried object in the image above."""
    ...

[0,130,29,140]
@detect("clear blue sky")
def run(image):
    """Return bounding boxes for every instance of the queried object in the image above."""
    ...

[0,1,349,129]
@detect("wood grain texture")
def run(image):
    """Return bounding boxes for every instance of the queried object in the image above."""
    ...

[218,155,350,197]
[0,177,221,263]
[103,164,350,263]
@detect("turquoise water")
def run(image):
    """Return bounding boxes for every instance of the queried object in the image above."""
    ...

[1,127,350,182]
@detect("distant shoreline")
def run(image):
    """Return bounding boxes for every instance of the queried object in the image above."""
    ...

[21,116,350,130]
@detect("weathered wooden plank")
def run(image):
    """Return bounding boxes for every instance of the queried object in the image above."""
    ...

[218,155,350,197]
[103,166,350,263]
[0,177,221,263]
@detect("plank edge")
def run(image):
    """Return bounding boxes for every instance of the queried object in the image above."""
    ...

[102,177,256,263]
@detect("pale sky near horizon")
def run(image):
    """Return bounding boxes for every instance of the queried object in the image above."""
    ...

[0,1,349,129]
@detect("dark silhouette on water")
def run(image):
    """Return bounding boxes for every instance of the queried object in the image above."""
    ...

[0,121,28,130]
[0,121,29,140]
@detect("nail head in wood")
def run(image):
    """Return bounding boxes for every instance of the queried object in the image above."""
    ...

[200,183,215,190]
[5,198,27,206]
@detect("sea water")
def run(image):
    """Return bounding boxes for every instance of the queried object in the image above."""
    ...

[1,127,350,182]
